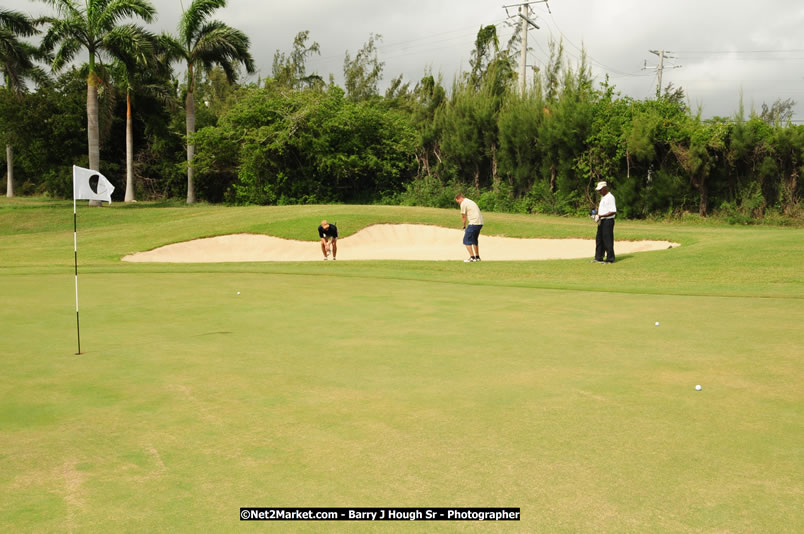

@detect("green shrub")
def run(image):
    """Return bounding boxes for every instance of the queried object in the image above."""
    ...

[396,176,462,209]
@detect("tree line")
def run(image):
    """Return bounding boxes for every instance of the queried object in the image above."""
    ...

[1,3,802,222]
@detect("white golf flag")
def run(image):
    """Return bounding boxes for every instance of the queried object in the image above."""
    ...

[73,165,114,203]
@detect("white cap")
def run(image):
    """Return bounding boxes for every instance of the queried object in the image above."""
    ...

[595,181,607,191]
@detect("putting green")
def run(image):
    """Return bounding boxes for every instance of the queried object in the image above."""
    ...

[1,200,802,532]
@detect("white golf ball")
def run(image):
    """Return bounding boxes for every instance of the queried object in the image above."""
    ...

[695,385,702,391]
[655,322,660,326]
[237,291,240,295]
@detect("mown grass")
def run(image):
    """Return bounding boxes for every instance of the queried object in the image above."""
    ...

[2,199,803,299]
[0,198,802,533]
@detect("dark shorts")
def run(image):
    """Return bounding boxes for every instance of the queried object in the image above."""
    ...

[463,225,483,246]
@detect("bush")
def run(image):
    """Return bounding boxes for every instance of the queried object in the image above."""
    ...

[396,176,463,209]
[714,184,767,225]
[521,181,580,215]
[718,201,754,225]
[477,181,516,213]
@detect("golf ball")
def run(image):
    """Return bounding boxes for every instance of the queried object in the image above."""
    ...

[237,291,240,295]
[695,385,702,391]
[655,322,660,326]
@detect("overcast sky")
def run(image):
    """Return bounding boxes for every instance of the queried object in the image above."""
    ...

[7,0,804,120]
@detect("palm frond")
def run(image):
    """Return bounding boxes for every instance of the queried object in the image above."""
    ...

[0,34,51,93]
[16,41,49,65]
[28,65,53,89]
[41,17,90,54]
[157,33,187,64]
[39,0,83,21]
[178,0,225,45]
[0,31,28,67]
[5,64,52,93]
[0,9,39,37]
[27,41,54,65]
[193,21,254,82]
[103,23,156,70]
[51,36,82,72]
[144,81,179,111]
[1,11,41,93]
[96,0,155,33]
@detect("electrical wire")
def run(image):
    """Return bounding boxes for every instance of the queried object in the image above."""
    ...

[675,49,804,55]
[538,8,643,77]
[305,19,511,72]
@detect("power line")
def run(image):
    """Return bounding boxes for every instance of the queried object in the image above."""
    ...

[306,19,508,66]
[378,19,508,53]
[538,9,640,78]
[675,78,804,83]
[371,21,518,68]
[529,28,550,60]
[648,72,658,94]
[675,49,804,54]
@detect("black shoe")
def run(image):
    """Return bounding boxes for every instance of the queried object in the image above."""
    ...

[474,257,481,262]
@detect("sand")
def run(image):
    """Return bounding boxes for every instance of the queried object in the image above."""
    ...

[122,223,679,263]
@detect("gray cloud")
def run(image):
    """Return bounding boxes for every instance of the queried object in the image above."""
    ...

[5,0,804,119]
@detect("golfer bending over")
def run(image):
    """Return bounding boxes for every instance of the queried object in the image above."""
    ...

[455,193,484,262]
[318,220,338,260]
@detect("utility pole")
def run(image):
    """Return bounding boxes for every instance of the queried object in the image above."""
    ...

[519,6,528,96]
[503,1,550,95]
[643,49,681,98]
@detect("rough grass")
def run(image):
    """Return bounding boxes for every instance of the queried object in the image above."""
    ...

[1,199,802,533]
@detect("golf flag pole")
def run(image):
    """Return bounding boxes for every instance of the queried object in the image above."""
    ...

[74,190,80,354]
[72,166,115,355]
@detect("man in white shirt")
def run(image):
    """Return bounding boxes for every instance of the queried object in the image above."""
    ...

[593,181,616,263]
[455,193,484,262]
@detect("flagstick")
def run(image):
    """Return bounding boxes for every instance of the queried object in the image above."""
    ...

[73,194,81,355]
[72,165,114,355]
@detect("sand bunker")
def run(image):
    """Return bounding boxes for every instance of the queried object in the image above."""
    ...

[122,224,678,263]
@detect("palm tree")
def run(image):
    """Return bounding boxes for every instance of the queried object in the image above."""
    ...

[40,0,155,204]
[162,0,254,204]
[118,53,175,203]
[107,30,168,202]
[1,9,45,197]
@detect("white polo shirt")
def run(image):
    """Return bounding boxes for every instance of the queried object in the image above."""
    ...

[460,198,484,225]
[598,192,616,219]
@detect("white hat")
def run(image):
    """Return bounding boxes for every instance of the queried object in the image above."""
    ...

[595,181,607,191]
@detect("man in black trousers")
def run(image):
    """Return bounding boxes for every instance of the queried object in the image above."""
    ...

[593,181,616,263]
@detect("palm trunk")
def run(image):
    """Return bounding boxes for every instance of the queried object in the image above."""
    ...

[185,67,196,204]
[87,73,102,207]
[5,144,13,198]
[125,88,135,202]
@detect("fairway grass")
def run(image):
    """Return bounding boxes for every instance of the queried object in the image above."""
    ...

[1,200,802,532]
